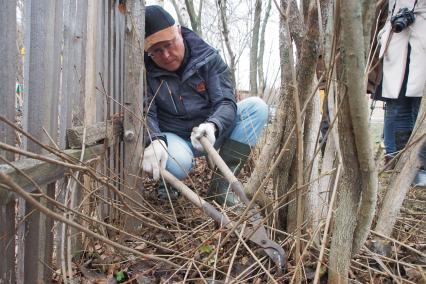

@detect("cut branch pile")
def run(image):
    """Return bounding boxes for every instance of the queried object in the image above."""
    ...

[1,134,425,283]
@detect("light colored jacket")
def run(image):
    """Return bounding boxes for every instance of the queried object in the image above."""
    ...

[379,0,426,98]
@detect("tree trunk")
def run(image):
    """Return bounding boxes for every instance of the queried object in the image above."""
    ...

[317,80,340,223]
[218,0,236,87]
[170,0,187,27]
[283,0,306,49]
[340,0,378,256]
[246,0,304,205]
[303,82,322,238]
[257,0,272,96]
[362,0,376,59]
[278,0,320,231]
[249,0,261,96]
[328,0,378,281]
[328,87,361,284]
[375,95,426,236]
[184,0,202,37]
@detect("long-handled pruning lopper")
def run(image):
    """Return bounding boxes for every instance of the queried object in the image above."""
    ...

[160,136,286,272]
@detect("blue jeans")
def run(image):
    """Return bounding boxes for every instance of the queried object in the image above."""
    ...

[164,97,268,179]
[384,97,421,157]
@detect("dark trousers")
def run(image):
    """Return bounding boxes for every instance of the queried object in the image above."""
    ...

[384,97,421,157]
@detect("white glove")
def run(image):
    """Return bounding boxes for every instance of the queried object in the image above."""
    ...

[191,122,216,152]
[142,139,168,180]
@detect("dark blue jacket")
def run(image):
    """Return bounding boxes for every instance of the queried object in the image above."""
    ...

[144,27,237,147]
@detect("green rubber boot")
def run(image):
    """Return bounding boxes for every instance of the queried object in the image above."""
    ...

[157,181,180,201]
[208,139,251,207]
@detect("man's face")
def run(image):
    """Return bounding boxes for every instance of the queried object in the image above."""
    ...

[147,27,185,72]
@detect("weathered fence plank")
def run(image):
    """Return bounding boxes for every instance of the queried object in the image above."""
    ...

[0,202,15,283]
[66,119,123,149]
[0,3,16,162]
[59,0,74,149]
[44,3,63,279]
[22,0,60,281]
[0,0,17,282]
[65,0,89,264]
[72,0,88,126]
[109,4,125,226]
[96,0,106,122]
[0,144,105,195]
[3,0,130,281]
[105,0,118,225]
[84,0,99,126]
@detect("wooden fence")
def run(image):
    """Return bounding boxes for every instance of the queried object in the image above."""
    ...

[0,0,145,282]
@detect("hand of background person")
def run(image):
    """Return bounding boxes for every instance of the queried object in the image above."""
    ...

[142,139,168,180]
[191,122,216,152]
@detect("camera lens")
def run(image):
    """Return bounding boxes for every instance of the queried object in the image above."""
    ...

[391,8,415,33]
[393,21,405,32]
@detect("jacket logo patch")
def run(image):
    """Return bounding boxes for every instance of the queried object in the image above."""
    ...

[196,81,206,93]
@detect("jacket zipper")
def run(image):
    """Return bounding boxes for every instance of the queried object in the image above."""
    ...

[165,81,178,113]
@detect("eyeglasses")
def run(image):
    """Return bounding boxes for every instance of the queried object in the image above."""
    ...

[147,37,178,59]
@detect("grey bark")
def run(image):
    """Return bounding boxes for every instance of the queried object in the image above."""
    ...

[375,94,426,236]
[280,0,306,49]
[218,0,236,87]
[314,0,338,224]
[246,0,304,205]
[275,0,297,231]
[249,0,261,95]
[170,0,186,27]
[245,0,294,201]
[328,80,361,284]
[257,0,272,96]
[328,0,378,281]
[340,0,378,256]
[303,82,322,237]
[185,0,202,36]
[362,0,377,60]
[281,0,321,230]
[317,80,340,222]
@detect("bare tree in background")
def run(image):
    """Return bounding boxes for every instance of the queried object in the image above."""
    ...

[249,0,261,96]
[170,0,188,27]
[184,0,203,36]
[218,0,236,87]
[257,0,272,96]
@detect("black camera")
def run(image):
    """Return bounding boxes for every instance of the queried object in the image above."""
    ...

[391,7,415,33]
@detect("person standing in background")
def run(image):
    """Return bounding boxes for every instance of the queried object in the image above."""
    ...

[376,0,426,184]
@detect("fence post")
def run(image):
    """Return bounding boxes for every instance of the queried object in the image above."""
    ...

[22,0,61,282]
[0,1,17,283]
[123,0,145,231]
